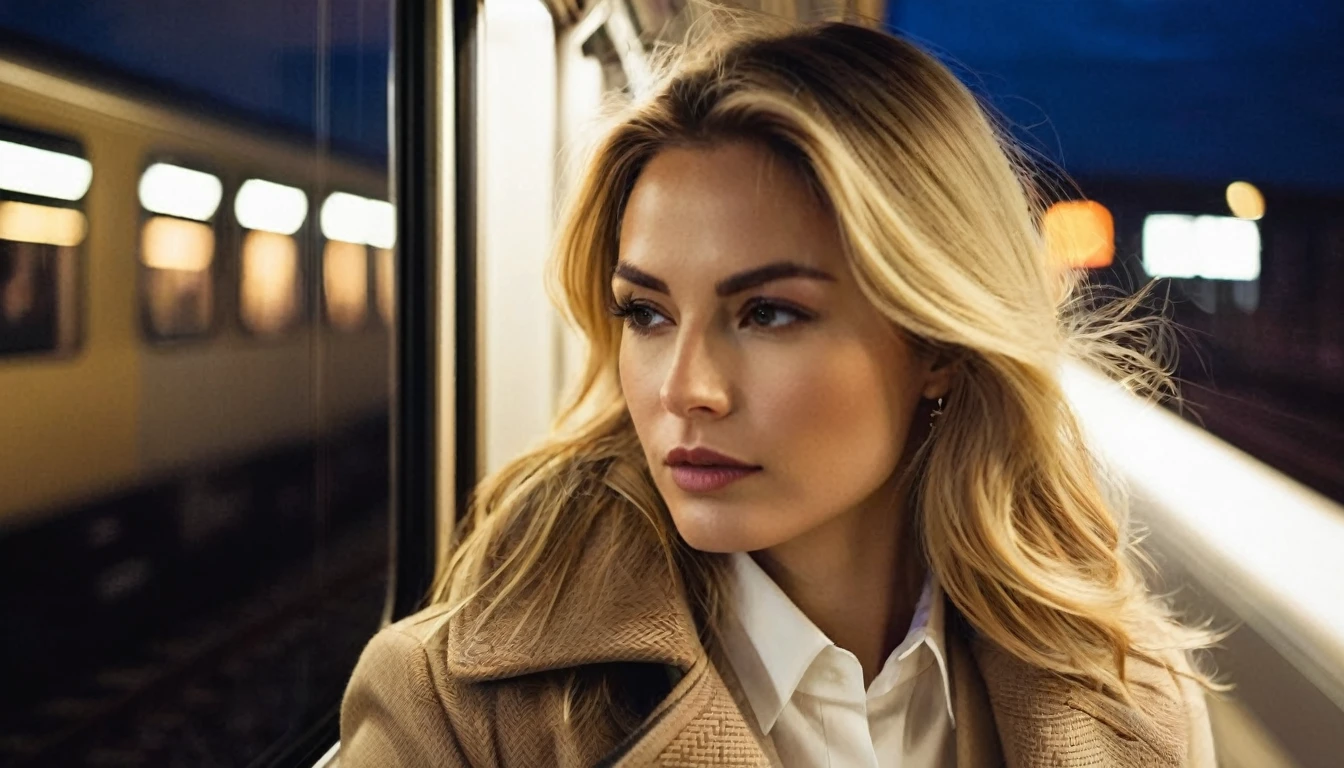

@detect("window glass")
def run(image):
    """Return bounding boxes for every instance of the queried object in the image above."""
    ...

[0,2,394,765]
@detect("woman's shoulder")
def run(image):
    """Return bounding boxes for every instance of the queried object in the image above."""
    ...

[340,605,475,766]
[970,638,1215,767]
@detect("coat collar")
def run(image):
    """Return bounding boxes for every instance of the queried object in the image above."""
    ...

[443,516,703,681]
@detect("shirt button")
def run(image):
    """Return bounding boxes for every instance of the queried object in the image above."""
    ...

[826,668,842,684]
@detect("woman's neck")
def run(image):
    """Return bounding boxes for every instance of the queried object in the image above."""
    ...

[750,490,924,688]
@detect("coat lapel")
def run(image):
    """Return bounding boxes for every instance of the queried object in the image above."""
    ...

[946,606,1006,767]
[442,516,702,682]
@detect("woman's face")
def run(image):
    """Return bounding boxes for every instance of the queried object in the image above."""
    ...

[615,140,950,553]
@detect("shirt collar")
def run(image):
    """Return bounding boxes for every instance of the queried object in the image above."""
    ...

[724,552,956,733]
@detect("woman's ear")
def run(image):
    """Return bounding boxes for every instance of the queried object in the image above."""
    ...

[920,348,960,401]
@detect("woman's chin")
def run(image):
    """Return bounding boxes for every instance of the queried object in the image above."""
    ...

[668,501,785,554]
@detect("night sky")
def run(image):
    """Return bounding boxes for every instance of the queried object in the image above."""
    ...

[0,0,1339,190]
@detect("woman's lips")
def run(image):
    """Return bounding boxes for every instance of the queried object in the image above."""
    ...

[669,465,761,493]
[665,446,761,493]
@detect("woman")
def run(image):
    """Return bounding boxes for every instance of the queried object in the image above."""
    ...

[341,12,1217,767]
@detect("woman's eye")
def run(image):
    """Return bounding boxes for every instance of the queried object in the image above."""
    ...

[632,307,660,327]
[624,303,670,332]
[744,301,806,329]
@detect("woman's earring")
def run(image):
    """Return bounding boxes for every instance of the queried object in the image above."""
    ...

[930,397,945,429]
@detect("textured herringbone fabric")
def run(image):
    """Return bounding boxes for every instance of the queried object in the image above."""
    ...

[339,510,1212,767]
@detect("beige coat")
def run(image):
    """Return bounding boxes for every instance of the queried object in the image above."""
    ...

[340,513,1214,766]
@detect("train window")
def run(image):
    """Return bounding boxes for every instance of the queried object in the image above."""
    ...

[236,179,307,335]
[137,162,223,341]
[0,129,89,358]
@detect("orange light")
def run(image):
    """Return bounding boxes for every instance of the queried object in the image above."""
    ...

[240,230,299,334]
[1226,181,1265,220]
[141,216,214,271]
[323,241,368,330]
[1043,200,1114,270]
[0,201,87,247]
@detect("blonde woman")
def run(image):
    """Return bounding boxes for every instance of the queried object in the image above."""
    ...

[342,14,1217,767]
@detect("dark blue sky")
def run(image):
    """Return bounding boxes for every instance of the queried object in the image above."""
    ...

[892,0,1344,191]
[0,0,391,158]
[0,0,1339,190]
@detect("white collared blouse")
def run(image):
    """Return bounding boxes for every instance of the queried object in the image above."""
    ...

[722,552,956,768]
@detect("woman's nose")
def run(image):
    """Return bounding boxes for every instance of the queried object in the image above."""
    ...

[659,332,732,419]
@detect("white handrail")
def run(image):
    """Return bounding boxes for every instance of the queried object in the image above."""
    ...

[1062,362,1344,709]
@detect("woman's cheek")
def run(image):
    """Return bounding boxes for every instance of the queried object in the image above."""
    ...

[758,342,906,484]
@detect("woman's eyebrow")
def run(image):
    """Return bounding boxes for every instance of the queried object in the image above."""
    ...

[613,262,669,293]
[714,262,835,296]
[612,260,835,296]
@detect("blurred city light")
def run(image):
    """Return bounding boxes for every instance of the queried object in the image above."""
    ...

[139,163,223,222]
[1226,180,1266,220]
[1143,213,1261,281]
[1043,200,1114,269]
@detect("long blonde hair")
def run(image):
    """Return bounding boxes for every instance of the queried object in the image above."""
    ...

[434,8,1215,727]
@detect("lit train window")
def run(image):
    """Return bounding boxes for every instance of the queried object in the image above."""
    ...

[319,192,395,330]
[240,230,301,335]
[137,162,223,341]
[236,179,307,335]
[0,127,89,358]
[323,240,368,330]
